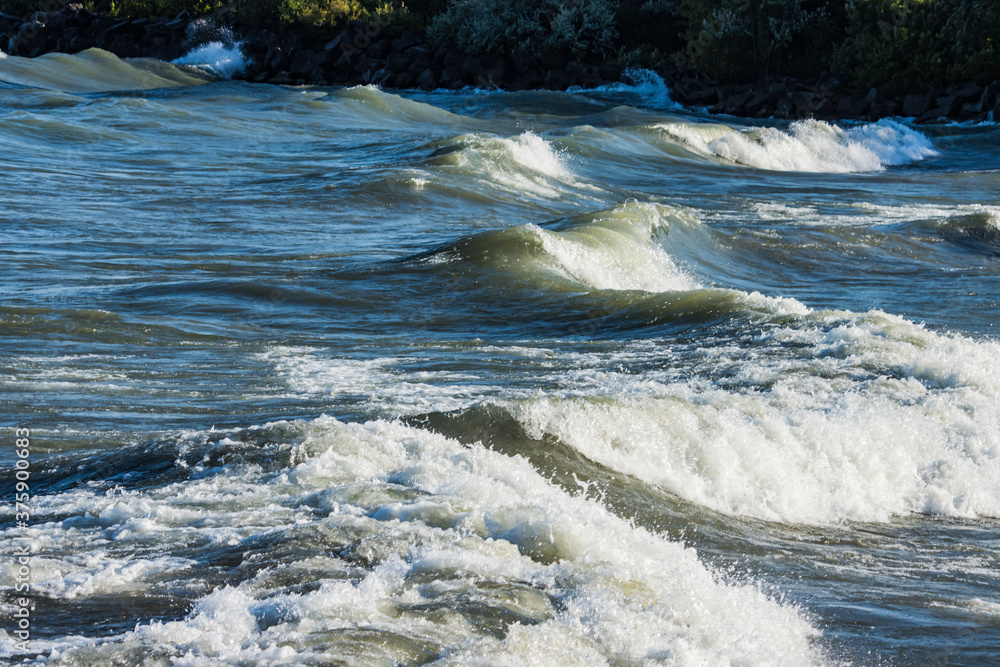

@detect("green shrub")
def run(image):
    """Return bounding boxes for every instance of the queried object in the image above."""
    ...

[398,0,448,26]
[79,0,421,36]
[428,0,618,60]
[83,0,223,18]
[614,0,686,64]
[614,43,671,69]
[11,0,997,92]
[228,0,419,37]
[675,0,838,81]
[835,0,1000,87]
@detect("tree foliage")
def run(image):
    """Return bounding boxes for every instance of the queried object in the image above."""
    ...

[75,0,423,36]
[427,0,618,59]
[835,0,1000,87]
[5,0,999,91]
[674,0,842,80]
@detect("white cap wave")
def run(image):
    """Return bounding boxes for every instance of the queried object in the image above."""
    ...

[524,202,701,292]
[586,67,678,110]
[502,308,1000,525]
[427,131,596,202]
[658,118,937,172]
[2,417,822,664]
[172,41,248,79]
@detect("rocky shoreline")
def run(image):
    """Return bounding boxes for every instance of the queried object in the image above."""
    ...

[670,75,1000,124]
[3,4,999,124]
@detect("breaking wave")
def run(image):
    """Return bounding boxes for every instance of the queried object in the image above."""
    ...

[656,118,937,172]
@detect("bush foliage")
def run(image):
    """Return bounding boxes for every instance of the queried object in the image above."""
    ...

[237,0,420,35]
[428,0,617,59]
[835,0,1000,87]
[675,0,844,79]
[72,0,424,36]
[4,0,997,89]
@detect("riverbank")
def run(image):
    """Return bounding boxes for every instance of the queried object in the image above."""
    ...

[3,4,998,123]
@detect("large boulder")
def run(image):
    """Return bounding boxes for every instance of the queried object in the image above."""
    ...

[386,51,410,74]
[8,22,45,56]
[901,94,931,117]
[416,67,437,90]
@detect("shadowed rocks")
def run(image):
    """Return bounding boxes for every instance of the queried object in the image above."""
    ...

[3,8,997,124]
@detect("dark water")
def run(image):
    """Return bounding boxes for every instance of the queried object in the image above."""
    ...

[2,48,999,665]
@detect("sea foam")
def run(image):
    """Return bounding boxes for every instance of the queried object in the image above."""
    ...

[413,201,703,294]
[501,308,1000,525]
[427,131,595,201]
[586,67,678,109]
[172,41,247,79]
[258,348,493,416]
[525,202,701,292]
[10,416,820,664]
[658,118,937,172]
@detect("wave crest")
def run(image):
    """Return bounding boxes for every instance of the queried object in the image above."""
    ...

[172,41,248,79]
[657,118,937,172]
[0,48,214,92]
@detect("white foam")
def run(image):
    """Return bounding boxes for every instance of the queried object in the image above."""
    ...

[477,131,574,198]
[509,132,571,178]
[959,598,1000,619]
[258,348,495,415]
[751,201,820,220]
[501,308,1000,525]
[855,202,1000,227]
[26,416,818,664]
[524,202,701,292]
[699,199,1000,231]
[173,41,247,79]
[658,118,937,172]
[432,131,596,201]
[29,555,195,599]
[585,67,678,110]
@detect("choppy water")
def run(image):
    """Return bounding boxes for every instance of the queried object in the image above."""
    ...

[2,47,999,666]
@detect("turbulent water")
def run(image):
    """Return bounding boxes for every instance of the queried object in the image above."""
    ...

[1,47,999,666]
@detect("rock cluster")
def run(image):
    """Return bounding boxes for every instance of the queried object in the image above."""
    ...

[3,5,998,124]
[235,22,621,91]
[671,75,1000,123]
[0,6,621,92]
[2,4,191,61]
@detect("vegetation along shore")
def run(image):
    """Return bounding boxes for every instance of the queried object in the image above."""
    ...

[2,0,998,122]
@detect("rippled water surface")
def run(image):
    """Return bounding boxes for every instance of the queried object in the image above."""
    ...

[2,49,1000,665]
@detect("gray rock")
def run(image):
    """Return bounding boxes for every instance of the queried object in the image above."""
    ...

[774,96,793,118]
[9,22,45,56]
[103,19,131,39]
[404,44,432,59]
[42,11,66,30]
[441,64,463,83]
[947,82,981,101]
[901,94,931,117]
[290,48,316,75]
[393,72,415,88]
[416,67,437,90]
[790,90,822,116]
[368,38,390,60]
[391,32,419,52]
[724,90,754,115]
[386,51,410,73]
[325,31,349,53]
